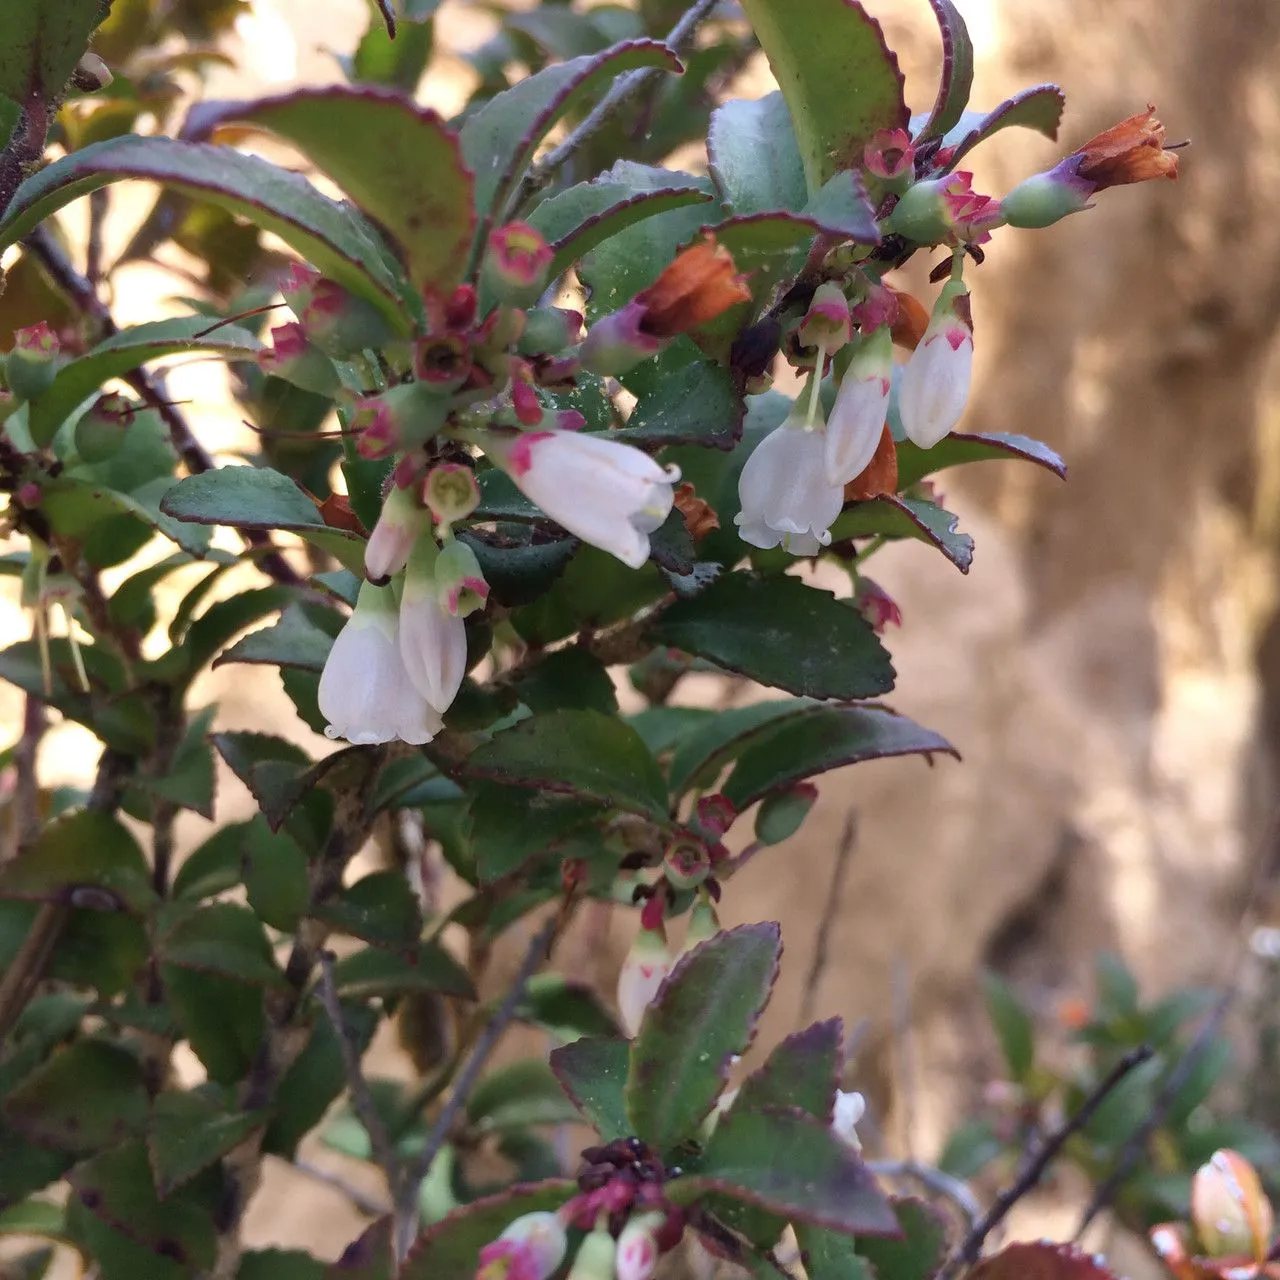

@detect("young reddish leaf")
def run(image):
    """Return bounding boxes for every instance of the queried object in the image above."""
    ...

[945,85,1067,167]
[733,1018,844,1122]
[737,0,908,193]
[916,0,976,144]
[670,1105,899,1237]
[0,137,408,328]
[721,705,958,811]
[895,431,1067,491]
[854,1198,950,1280]
[193,87,474,298]
[460,40,683,229]
[397,1180,575,1280]
[968,1242,1121,1280]
[625,923,782,1149]
[147,1092,268,1198]
[2,1040,149,1153]
[832,496,975,573]
[549,1035,632,1140]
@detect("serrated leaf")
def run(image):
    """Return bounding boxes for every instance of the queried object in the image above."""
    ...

[467,783,603,883]
[672,1106,899,1236]
[28,317,261,447]
[156,902,288,988]
[796,1225,878,1279]
[398,1181,574,1280]
[197,86,472,297]
[612,361,742,450]
[242,817,309,932]
[981,971,1035,1084]
[722,705,957,810]
[969,1242,1120,1280]
[215,602,337,673]
[854,1198,949,1280]
[457,709,669,821]
[0,808,156,913]
[148,1091,267,1198]
[172,821,249,900]
[895,431,1067,491]
[160,468,365,572]
[737,0,907,193]
[943,84,1066,167]
[467,1061,580,1132]
[210,730,312,828]
[626,924,781,1148]
[2,1040,148,1153]
[734,1019,843,1122]
[330,943,477,1001]
[162,967,265,1086]
[312,870,422,951]
[0,137,408,328]
[667,700,806,797]
[0,0,106,103]
[916,0,975,144]
[709,93,808,216]
[512,647,618,715]
[516,975,619,1042]
[461,40,683,228]
[548,1035,631,1140]
[649,573,894,700]
[832,496,974,572]
[239,1249,326,1280]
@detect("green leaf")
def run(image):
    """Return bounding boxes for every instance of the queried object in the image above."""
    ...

[0,0,106,102]
[242,818,310,932]
[832,496,974,573]
[156,902,288,988]
[672,1105,898,1236]
[796,1226,878,1280]
[915,0,975,144]
[162,967,265,1086]
[1095,951,1140,1020]
[210,730,313,828]
[937,1117,1004,1180]
[737,0,907,193]
[667,700,805,797]
[239,1249,326,1280]
[895,431,1067,491]
[649,573,894,700]
[2,1039,148,1153]
[398,1181,575,1280]
[172,821,249,901]
[549,1035,631,1140]
[467,1061,580,1132]
[722,705,957,810]
[516,975,619,1042]
[944,85,1066,167]
[197,86,473,297]
[28,316,262,447]
[512,647,618,715]
[148,1091,267,1197]
[134,705,217,819]
[460,40,683,228]
[466,782,603,882]
[349,11,433,92]
[528,171,713,282]
[626,923,781,1149]
[214,602,337,673]
[67,1140,218,1274]
[854,1198,950,1280]
[0,137,408,328]
[458,709,670,821]
[612,361,742,449]
[330,943,477,1001]
[160,468,365,572]
[981,971,1035,1084]
[708,93,807,216]
[0,1200,68,1242]
[0,808,156,913]
[733,1019,843,1122]
[312,870,423,951]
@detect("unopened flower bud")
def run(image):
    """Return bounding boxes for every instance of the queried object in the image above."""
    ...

[615,1212,668,1280]
[476,1211,567,1280]
[798,282,852,358]
[351,383,450,460]
[8,323,60,400]
[682,897,720,954]
[617,924,671,1037]
[364,481,429,583]
[424,463,480,527]
[483,221,553,309]
[832,1090,866,1150]
[664,837,710,891]
[566,1223,616,1280]
[694,794,735,840]
[434,539,489,619]
[898,280,973,448]
[518,307,584,356]
[257,322,340,395]
[298,276,396,357]
[853,576,902,633]
[754,782,818,846]
[1191,1149,1273,1261]
[414,332,472,391]
[74,392,136,464]
[864,128,915,187]
[72,51,113,91]
[886,172,1002,244]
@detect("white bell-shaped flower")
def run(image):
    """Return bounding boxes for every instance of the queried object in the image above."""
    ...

[364,480,429,583]
[832,1089,867,1150]
[898,280,974,449]
[825,326,892,485]
[484,428,678,569]
[318,582,442,746]
[617,924,672,1037]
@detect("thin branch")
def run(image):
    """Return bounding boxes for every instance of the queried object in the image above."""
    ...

[1073,995,1232,1240]
[0,94,50,220]
[867,1160,982,1230]
[316,949,400,1187]
[392,915,558,1261]
[373,0,397,39]
[11,694,47,858]
[508,0,720,214]
[799,812,857,1026]
[940,1045,1155,1279]
[293,1158,391,1218]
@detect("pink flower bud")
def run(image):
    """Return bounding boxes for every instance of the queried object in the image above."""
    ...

[864,128,915,184]
[257,322,340,396]
[484,221,554,309]
[798,282,852,357]
[435,539,489,619]
[887,172,1003,244]
[615,1212,667,1280]
[1191,1149,1273,1261]
[694,795,735,840]
[853,575,902,633]
[518,307,584,356]
[351,383,450,460]
[476,1211,568,1280]
[617,924,671,1037]
[898,280,973,449]
[298,276,396,357]
[578,299,663,378]
[364,481,429,583]
[414,332,472,391]
[424,463,480,526]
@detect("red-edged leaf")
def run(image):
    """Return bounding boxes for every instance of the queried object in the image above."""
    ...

[733,1018,844,1122]
[969,1242,1121,1280]
[855,1198,950,1280]
[895,431,1067,490]
[832,496,974,573]
[549,1035,631,1141]
[946,85,1066,167]
[323,1215,393,1278]
[916,0,975,144]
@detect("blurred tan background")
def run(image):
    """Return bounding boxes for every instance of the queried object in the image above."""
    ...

[8,0,1280,1272]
